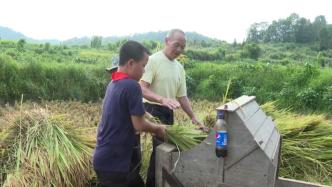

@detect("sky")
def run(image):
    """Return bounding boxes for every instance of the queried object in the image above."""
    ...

[1,0,331,43]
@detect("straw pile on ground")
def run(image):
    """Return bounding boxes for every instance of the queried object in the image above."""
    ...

[0,108,94,187]
[261,102,332,185]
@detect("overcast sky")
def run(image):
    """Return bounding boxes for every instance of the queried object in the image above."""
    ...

[1,0,331,42]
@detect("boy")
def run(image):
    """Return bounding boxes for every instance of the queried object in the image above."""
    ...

[93,41,165,187]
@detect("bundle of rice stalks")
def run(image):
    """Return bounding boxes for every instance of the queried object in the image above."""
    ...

[261,102,332,185]
[0,108,94,187]
[140,132,153,180]
[145,112,207,151]
[165,125,207,151]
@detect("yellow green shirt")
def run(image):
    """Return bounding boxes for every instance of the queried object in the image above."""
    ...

[141,51,187,105]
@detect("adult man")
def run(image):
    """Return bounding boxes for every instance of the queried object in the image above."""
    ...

[140,29,205,187]
[93,41,165,187]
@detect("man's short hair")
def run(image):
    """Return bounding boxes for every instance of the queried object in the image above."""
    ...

[166,29,186,39]
[119,41,150,66]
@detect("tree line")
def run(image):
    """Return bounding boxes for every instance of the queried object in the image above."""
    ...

[247,13,332,50]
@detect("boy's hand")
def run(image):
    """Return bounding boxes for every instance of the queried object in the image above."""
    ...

[154,125,166,140]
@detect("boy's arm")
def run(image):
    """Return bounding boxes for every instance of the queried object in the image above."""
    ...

[131,115,165,139]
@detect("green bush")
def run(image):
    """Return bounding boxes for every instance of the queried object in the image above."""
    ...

[241,43,261,60]
[0,57,107,103]
[186,62,332,114]
[185,48,225,61]
[1,40,332,114]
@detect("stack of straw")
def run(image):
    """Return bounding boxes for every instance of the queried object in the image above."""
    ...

[262,102,332,185]
[0,108,94,187]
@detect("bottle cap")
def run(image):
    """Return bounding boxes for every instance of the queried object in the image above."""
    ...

[217,110,225,119]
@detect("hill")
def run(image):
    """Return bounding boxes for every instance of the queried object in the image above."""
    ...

[0,26,219,46]
[0,26,31,41]
[62,31,219,45]
[0,26,60,44]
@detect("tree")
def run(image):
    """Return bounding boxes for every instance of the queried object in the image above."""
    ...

[263,13,299,42]
[232,39,237,47]
[294,18,314,43]
[247,22,269,43]
[242,43,261,60]
[17,39,26,52]
[44,42,50,51]
[313,15,327,41]
[319,26,332,50]
[264,20,294,42]
[91,36,102,48]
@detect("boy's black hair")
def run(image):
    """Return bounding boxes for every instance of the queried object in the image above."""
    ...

[119,41,150,66]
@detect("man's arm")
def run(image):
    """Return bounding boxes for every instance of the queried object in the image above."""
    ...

[139,80,180,110]
[177,96,205,129]
[131,115,165,139]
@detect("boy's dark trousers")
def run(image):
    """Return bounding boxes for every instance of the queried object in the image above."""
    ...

[95,168,144,187]
[144,103,174,187]
[95,137,145,187]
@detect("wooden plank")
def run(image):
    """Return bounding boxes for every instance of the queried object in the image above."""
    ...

[216,95,256,112]
[254,117,275,152]
[276,177,327,187]
[224,114,258,171]
[267,151,278,187]
[224,144,259,170]
[224,149,271,187]
[260,117,276,149]
[264,129,280,160]
[235,101,260,122]
[244,109,267,136]
[275,136,282,179]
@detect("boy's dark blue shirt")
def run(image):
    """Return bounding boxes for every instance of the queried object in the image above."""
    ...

[93,78,145,172]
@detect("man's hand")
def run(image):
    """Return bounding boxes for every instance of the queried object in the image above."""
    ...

[192,117,209,132]
[160,97,180,110]
[140,80,180,110]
